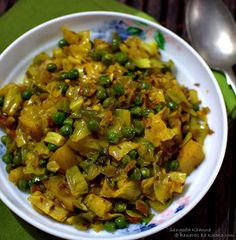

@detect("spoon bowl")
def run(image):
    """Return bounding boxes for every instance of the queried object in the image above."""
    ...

[186,0,236,93]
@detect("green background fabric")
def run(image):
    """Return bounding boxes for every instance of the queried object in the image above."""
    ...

[0,0,235,239]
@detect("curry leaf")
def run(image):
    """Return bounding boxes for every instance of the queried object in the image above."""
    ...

[127,26,143,35]
[154,30,165,50]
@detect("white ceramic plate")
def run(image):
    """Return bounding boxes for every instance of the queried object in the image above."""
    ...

[0,11,228,240]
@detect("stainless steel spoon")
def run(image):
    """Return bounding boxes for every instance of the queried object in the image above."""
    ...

[185,0,236,94]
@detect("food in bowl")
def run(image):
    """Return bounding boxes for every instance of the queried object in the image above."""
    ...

[0,27,212,232]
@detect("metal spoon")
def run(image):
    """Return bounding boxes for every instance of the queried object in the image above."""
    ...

[185,0,236,94]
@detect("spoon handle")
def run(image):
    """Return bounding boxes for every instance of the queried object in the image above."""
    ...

[224,67,236,96]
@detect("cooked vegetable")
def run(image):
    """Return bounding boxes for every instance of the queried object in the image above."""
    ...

[21,89,32,101]
[109,141,138,161]
[28,191,69,222]
[84,194,112,218]
[46,63,57,73]
[49,144,79,171]
[66,165,88,196]
[177,139,205,175]
[0,28,212,232]
[3,84,22,116]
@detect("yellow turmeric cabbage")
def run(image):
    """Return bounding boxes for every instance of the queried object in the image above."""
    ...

[0,27,212,232]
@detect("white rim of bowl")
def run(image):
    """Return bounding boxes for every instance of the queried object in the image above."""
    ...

[0,11,228,240]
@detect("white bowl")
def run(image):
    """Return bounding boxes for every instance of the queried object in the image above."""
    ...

[0,11,228,240]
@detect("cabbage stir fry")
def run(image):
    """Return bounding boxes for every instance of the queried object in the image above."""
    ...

[0,28,213,232]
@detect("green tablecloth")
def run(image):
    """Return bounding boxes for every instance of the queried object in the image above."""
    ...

[0,0,235,239]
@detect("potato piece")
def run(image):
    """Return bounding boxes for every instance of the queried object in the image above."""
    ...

[8,167,24,184]
[177,139,205,175]
[19,114,42,141]
[49,144,79,171]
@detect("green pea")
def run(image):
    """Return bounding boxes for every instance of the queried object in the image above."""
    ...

[58,81,68,94]
[115,202,127,212]
[139,82,151,90]
[133,95,142,106]
[87,119,99,133]
[114,52,128,65]
[113,83,124,96]
[60,124,73,136]
[121,155,131,168]
[46,63,57,73]
[91,51,100,61]
[192,103,200,111]
[115,215,127,229]
[2,152,14,164]
[111,33,121,52]
[107,129,120,144]
[13,152,22,166]
[141,167,151,178]
[63,117,73,126]
[133,120,144,136]
[125,60,135,70]
[167,100,178,110]
[103,97,115,108]
[52,111,66,125]
[128,149,138,159]
[22,90,32,101]
[6,163,14,173]
[1,135,9,146]
[58,38,69,48]
[0,96,4,107]
[39,159,48,168]
[134,120,144,136]
[142,108,154,118]
[29,175,47,186]
[47,143,58,152]
[102,53,114,65]
[96,87,107,100]
[130,168,142,181]
[130,106,142,116]
[98,75,111,86]
[122,126,135,139]
[155,102,165,113]
[28,178,37,187]
[60,71,69,80]
[104,221,116,232]
[168,160,179,171]
[17,179,29,192]
[68,69,79,80]
[91,49,109,61]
